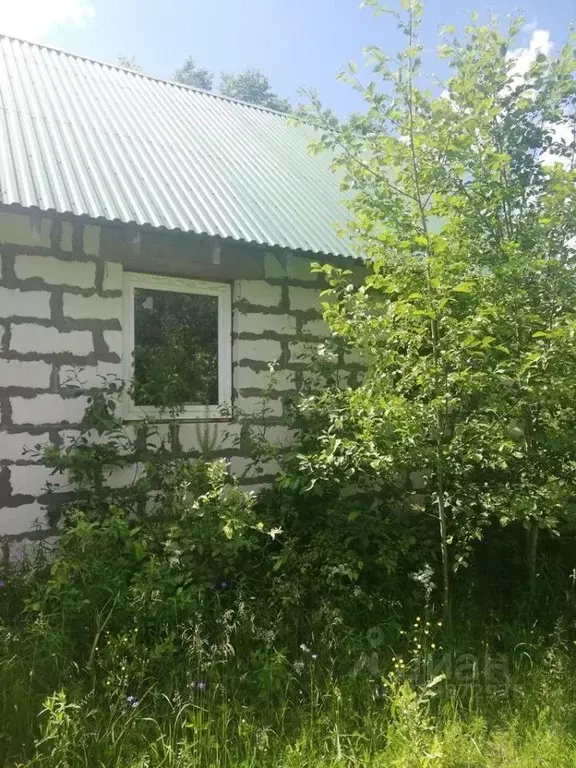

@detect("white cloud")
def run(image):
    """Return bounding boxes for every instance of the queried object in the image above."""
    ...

[0,0,95,42]
[521,19,539,36]
[509,28,552,80]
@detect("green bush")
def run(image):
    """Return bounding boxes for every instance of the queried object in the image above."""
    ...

[28,459,271,678]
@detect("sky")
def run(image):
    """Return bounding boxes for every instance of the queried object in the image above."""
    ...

[0,0,575,113]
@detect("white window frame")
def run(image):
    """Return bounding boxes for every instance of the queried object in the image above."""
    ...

[122,272,232,421]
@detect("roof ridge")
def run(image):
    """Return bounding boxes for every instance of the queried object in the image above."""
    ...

[0,33,291,118]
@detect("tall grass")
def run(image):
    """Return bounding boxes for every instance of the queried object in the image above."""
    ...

[3,599,576,767]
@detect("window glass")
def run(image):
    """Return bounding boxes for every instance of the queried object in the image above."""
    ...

[132,287,219,409]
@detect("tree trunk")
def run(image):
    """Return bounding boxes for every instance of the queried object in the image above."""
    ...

[527,519,539,600]
[437,469,452,634]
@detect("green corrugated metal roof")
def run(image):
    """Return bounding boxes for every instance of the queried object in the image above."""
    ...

[0,36,354,258]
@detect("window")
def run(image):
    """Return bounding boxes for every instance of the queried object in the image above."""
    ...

[122,273,231,419]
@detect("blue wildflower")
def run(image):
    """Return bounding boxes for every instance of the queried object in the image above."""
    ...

[0,580,5,589]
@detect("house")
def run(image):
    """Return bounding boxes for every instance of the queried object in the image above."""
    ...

[0,36,357,544]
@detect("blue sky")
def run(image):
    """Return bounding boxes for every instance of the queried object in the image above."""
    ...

[2,0,575,113]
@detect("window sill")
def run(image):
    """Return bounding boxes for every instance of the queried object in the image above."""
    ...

[122,404,233,422]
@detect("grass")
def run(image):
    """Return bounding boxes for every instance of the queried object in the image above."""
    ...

[3,611,576,767]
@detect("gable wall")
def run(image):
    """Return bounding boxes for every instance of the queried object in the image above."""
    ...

[0,210,354,545]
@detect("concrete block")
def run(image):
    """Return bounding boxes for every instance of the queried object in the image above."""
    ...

[4,535,57,566]
[0,212,51,248]
[143,423,172,452]
[0,359,52,389]
[0,287,51,319]
[179,421,242,453]
[301,319,331,338]
[288,340,321,363]
[236,312,296,336]
[59,363,122,389]
[235,396,283,419]
[9,464,62,497]
[288,286,321,313]
[0,503,49,536]
[103,330,122,357]
[103,262,123,292]
[235,366,295,392]
[10,325,93,355]
[60,221,74,252]
[229,456,280,478]
[83,225,101,257]
[63,293,122,321]
[287,254,319,282]
[261,425,296,446]
[234,339,282,364]
[0,431,50,461]
[15,254,96,289]
[234,280,281,308]
[264,252,287,279]
[11,394,89,426]
[105,463,143,489]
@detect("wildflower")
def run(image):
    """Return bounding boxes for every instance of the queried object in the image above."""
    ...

[0,579,5,588]
[217,580,229,590]
[293,661,305,674]
[300,643,310,653]
[311,654,318,661]
[126,695,139,708]
[190,680,207,692]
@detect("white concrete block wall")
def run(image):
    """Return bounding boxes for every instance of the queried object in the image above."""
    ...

[0,213,122,542]
[0,213,356,542]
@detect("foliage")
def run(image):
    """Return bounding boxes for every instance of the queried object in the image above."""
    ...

[41,383,157,516]
[296,2,576,624]
[173,56,214,90]
[115,53,291,111]
[219,68,291,112]
[30,458,269,677]
[116,54,144,72]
